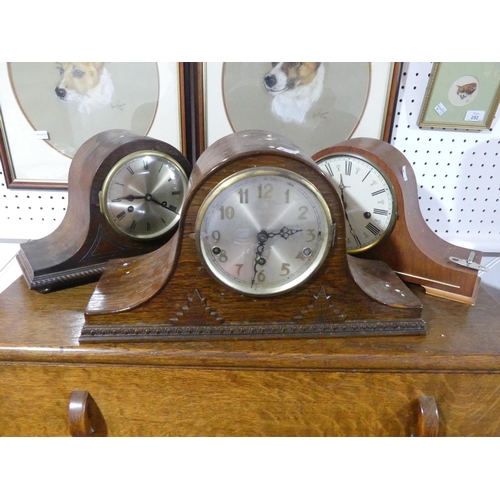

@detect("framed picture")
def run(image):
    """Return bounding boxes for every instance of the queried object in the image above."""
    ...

[190,62,402,158]
[0,62,188,189]
[418,62,500,130]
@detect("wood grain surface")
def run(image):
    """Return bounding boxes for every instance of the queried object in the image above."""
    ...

[82,131,425,342]
[2,363,500,436]
[17,130,192,292]
[0,276,499,372]
[1,277,500,436]
[313,137,482,305]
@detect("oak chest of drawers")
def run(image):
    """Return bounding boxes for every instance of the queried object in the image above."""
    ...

[1,278,499,436]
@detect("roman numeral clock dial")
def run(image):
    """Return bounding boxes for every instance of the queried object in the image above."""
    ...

[100,150,189,240]
[315,154,396,253]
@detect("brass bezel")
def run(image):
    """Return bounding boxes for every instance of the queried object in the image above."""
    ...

[316,151,398,254]
[100,150,189,240]
[195,166,334,296]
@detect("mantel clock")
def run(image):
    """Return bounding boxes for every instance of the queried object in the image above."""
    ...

[313,137,483,305]
[80,130,425,342]
[17,129,191,293]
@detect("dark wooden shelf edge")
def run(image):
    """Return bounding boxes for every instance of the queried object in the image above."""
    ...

[1,346,499,373]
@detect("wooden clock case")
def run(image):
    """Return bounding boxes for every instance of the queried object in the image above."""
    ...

[16,130,192,293]
[313,137,482,305]
[81,130,425,342]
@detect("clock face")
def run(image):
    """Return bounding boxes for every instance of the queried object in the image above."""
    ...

[195,167,334,296]
[100,150,189,240]
[316,154,397,253]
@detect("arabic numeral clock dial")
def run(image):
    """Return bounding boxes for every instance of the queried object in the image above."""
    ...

[195,167,334,296]
[100,150,189,240]
[316,153,397,253]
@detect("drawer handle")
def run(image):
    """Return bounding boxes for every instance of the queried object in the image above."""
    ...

[68,391,107,437]
[416,396,439,437]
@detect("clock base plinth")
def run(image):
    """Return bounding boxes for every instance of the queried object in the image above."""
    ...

[16,223,165,294]
[423,279,481,306]
[81,252,427,343]
[17,248,106,293]
[80,317,426,343]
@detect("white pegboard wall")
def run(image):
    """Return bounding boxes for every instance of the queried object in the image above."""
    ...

[0,173,67,241]
[390,62,500,253]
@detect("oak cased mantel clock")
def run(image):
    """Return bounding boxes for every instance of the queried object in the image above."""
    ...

[313,137,483,305]
[80,130,425,343]
[16,130,191,293]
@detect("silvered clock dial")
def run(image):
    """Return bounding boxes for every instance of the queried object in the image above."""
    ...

[195,167,334,296]
[100,150,189,240]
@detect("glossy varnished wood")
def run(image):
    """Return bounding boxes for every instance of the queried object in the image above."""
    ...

[17,130,192,293]
[68,390,107,437]
[82,130,424,342]
[416,396,439,437]
[3,364,500,436]
[0,276,499,370]
[1,278,500,436]
[313,138,482,305]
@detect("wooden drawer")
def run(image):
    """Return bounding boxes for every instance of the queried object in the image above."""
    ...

[2,364,500,436]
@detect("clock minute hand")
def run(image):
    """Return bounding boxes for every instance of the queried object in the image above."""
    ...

[344,207,362,248]
[338,175,362,247]
[112,193,179,215]
[267,227,303,240]
[251,230,269,288]
[148,196,179,214]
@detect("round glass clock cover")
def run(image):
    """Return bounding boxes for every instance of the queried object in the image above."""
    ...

[316,154,396,253]
[196,167,334,296]
[101,150,189,240]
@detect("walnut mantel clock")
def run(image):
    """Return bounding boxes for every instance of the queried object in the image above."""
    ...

[313,137,483,305]
[16,130,191,293]
[80,130,425,343]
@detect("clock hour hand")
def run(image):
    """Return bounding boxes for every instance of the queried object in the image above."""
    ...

[111,194,146,202]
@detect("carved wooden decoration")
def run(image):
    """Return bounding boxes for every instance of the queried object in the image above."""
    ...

[16,130,191,293]
[313,138,483,305]
[81,130,425,342]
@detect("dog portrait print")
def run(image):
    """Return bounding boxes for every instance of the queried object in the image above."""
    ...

[54,62,115,114]
[446,75,480,108]
[456,82,477,101]
[222,62,371,156]
[263,62,325,124]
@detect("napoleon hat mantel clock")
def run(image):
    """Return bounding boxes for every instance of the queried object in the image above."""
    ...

[313,137,483,305]
[16,130,191,293]
[80,130,425,343]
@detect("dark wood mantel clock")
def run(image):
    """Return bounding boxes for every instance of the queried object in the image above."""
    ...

[313,137,483,305]
[16,129,192,293]
[80,130,426,343]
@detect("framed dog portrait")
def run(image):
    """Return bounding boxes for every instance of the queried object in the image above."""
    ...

[192,62,401,158]
[418,62,500,130]
[0,62,187,189]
